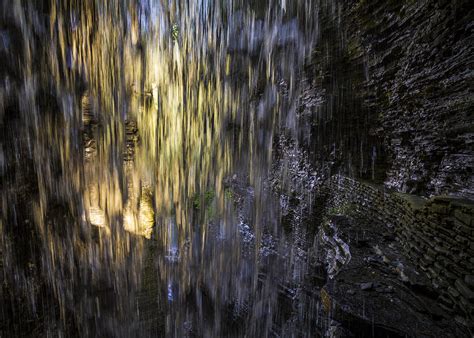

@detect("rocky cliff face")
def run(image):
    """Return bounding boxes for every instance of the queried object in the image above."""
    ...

[276,1,474,334]
[355,0,473,197]
[320,175,474,330]
[300,0,473,198]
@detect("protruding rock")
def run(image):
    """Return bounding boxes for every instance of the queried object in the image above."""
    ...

[455,279,474,300]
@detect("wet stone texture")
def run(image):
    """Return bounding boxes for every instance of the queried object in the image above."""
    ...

[296,0,473,198]
[352,0,474,198]
[318,175,473,335]
[319,214,458,337]
[277,2,474,333]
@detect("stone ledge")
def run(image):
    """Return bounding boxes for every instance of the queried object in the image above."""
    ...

[323,174,474,329]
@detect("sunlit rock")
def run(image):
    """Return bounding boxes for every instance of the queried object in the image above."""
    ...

[123,186,154,239]
[87,206,107,228]
[138,190,154,239]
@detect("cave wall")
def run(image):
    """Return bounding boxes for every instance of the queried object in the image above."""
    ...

[303,0,473,197]
[321,175,474,328]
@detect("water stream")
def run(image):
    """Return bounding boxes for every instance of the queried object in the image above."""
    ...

[1,1,338,336]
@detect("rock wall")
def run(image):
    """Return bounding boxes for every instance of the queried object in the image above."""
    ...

[302,0,474,197]
[349,0,474,197]
[321,175,474,329]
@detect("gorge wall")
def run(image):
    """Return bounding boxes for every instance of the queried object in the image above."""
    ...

[320,175,473,328]
[1,0,473,336]
[300,0,473,197]
[291,0,474,333]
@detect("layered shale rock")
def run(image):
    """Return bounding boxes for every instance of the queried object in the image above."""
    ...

[300,0,473,198]
[318,175,474,333]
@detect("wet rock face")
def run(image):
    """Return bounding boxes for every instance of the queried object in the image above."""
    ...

[301,0,473,198]
[351,0,474,198]
[321,175,474,333]
[284,2,474,332]
[317,213,460,338]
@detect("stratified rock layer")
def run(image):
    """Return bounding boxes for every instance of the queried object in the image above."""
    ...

[301,0,473,198]
[319,175,473,332]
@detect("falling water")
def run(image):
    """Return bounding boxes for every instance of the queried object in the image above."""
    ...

[1,0,328,336]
